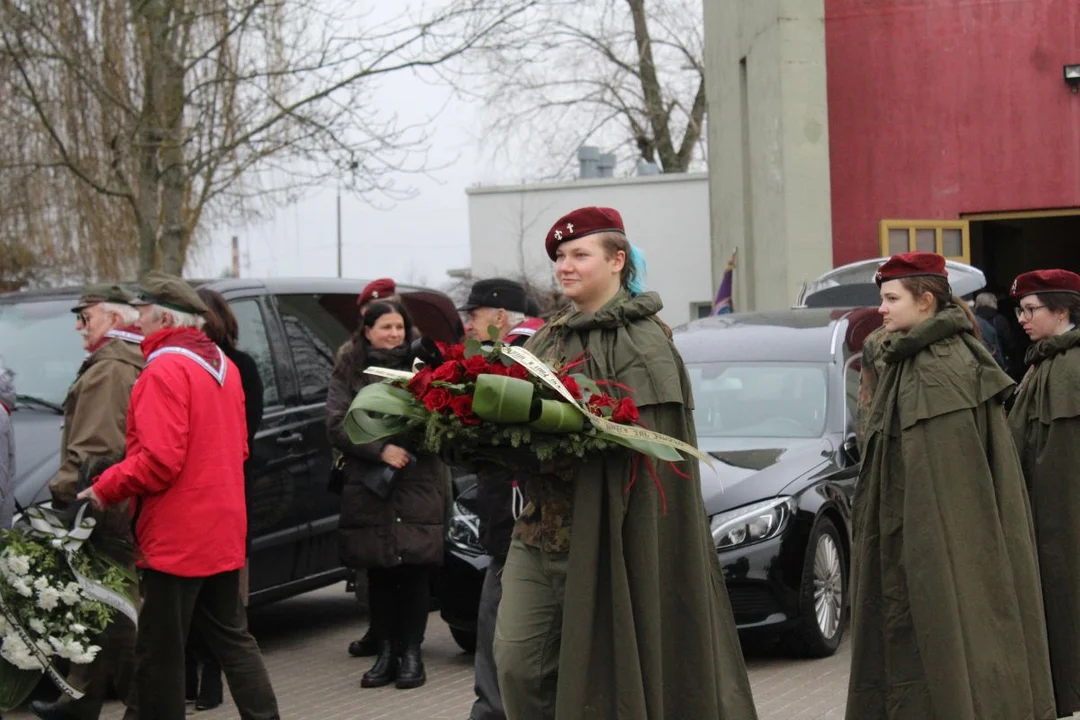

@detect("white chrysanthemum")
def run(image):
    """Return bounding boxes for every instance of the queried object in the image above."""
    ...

[1,632,43,670]
[6,554,31,576]
[70,623,86,635]
[33,576,50,591]
[58,585,81,606]
[37,587,61,611]
[71,644,101,665]
[11,577,33,598]
[29,618,47,635]
[65,612,75,621]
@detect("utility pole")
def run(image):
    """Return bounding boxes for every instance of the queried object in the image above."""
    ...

[231,236,240,278]
[336,182,342,278]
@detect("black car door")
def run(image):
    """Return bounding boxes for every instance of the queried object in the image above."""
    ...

[227,295,311,595]
[270,293,352,580]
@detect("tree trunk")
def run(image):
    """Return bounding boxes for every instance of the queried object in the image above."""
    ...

[625,0,680,172]
[158,0,188,275]
[133,0,167,275]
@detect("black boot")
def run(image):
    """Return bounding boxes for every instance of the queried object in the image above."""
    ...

[196,659,224,710]
[360,640,397,688]
[348,626,377,658]
[395,643,426,690]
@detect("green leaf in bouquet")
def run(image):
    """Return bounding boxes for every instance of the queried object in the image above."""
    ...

[530,399,585,433]
[487,325,502,343]
[0,662,43,711]
[602,433,684,462]
[499,353,516,367]
[463,338,484,358]
[344,383,425,445]
[472,375,535,424]
[572,373,601,398]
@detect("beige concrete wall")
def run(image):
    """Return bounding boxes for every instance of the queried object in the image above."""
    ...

[704,0,834,311]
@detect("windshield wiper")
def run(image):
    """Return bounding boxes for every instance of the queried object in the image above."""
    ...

[16,394,63,414]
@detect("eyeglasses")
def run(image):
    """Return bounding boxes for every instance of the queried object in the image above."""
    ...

[1015,304,1047,320]
[78,311,92,325]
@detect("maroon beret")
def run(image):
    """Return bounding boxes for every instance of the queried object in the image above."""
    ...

[874,252,947,286]
[357,278,396,307]
[1010,269,1080,299]
[545,207,625,260]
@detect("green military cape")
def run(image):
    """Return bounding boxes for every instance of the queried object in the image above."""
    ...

[1009,329,1080,718]
[847,306,1055,720]
[526,291,757,720]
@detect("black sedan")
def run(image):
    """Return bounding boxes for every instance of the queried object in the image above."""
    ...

[439,307,881,658]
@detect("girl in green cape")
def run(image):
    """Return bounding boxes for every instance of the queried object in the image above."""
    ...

[1008,269,1080,718]
[493,206,757,720]
[846,251,1054,720]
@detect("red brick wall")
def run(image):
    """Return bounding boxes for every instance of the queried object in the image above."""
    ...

[824,0,1080,264]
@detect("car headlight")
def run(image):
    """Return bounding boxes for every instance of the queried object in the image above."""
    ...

[709,497,796,550]
[447,501,485,553]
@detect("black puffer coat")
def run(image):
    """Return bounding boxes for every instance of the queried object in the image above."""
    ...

[326,341,449,568]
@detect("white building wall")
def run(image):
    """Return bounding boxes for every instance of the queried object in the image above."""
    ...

[703,0,834,311]
[466,173,712,327]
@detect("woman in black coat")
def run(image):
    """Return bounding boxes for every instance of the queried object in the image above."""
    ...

[325,301,449,690]
[184,287,265,710]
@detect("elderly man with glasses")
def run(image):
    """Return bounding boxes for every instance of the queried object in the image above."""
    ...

[29,284,144,720]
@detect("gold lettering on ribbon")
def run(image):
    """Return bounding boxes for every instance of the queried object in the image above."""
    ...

[364,367,417,381]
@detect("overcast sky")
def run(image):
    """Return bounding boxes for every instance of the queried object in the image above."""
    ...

[187,64,489,290]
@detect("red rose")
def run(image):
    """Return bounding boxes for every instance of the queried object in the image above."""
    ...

[508,363,530,381]
[560,375,583,400]
[589,393,617,410]
[423,387,453,413]
[450,394,481,426]
[611,397,640,424]
[437,342,465,362]
[431,361,463,384]
[407,367,434,399]
[462,355,489,379]
[485,361,509,377]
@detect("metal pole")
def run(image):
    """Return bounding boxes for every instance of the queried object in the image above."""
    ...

[336,183,342,278]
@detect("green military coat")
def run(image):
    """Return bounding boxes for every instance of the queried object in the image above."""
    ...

[1009,329,1080,718]
[847,306,1055,720]
[520,291,758,720]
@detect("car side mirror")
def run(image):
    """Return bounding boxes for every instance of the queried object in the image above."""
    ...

[842,435,860,465]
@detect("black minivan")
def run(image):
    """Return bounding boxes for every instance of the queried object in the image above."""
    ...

[1,277,463,607]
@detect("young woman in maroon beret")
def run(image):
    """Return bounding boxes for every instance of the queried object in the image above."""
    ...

[846,252,1055,720]
[1007,269,1080,718]
[492,206,757,719]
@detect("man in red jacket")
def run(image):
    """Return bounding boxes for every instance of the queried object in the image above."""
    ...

[79,272,279,720]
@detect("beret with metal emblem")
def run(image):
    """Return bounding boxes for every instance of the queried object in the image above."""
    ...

[70,283,138,314]
[544,206,626,261]
[357,278,397,308]
[130,271,208,315]
[458,278,528,313]
[1010,269,1080,299]
[874,252,948,287]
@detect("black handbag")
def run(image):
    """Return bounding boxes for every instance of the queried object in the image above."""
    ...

[357,454,415,500]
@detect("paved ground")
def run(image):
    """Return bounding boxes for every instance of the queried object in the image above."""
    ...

[8,582,850,719]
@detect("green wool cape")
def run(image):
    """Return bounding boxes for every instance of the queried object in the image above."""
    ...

[846,305,1055,720]
[526,290,758,720]
[1009,329,1080,718]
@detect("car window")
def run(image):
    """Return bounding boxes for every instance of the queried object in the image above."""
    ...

[0,299,85,407]
[230,300,280,406]
[275,294,351,403]
[688,363,828,438]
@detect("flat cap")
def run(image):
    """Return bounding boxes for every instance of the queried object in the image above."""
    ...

[1010,269,1080,299]
[545,207,625,261]
[130,271,208,315]
[358,278,397,308]
[458,278,528,313]
[70,283,137,314]
[874,252,947,286]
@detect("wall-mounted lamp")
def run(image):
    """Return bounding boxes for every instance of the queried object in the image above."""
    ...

[1065,64,1080,93]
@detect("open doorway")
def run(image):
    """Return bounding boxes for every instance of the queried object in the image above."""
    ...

[967,211,1080,378]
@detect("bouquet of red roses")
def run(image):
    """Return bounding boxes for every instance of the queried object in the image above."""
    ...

[343,336,701,473]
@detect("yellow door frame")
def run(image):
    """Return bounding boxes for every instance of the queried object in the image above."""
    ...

[961,208,1080,222]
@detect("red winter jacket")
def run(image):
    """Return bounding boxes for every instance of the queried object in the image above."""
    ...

[94,328,248,577]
